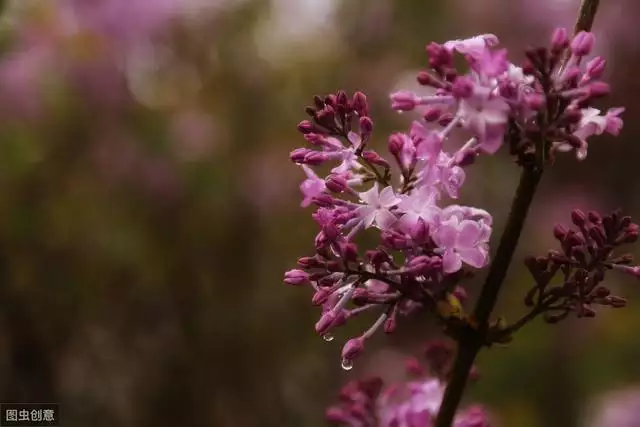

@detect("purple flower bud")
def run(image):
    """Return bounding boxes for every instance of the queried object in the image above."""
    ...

[315,311,337,334]
[571,209,587,227]
[588,211,603,224]
[312,194,336,208]
[388,133,404,156]
[571,31,595,57]
[341,337,365,361]
[325,407,349,423]
[359,116,374,136]
[325,174,349,193]
[553,224,568,240]
[297,256,320,268]
[352,91,369,116]
[312,289,333,305]
[586,57,606,79]
[362,151,389,168]
[303,151,329,165]
[551,27,570,54]
[608,296,627,308]
[423,106,442,122]
[390,91,419,112]
[417,71,439,87]
[297,120,316,134]
[339,242,359,262]
[384,315,397,333]
[290,148,310,163]
[284,269,310,285]
[587,81,610,98]
[426,42,453,68]
[523,93,545,111]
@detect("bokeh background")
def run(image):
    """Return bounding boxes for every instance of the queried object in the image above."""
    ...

[0,0,638,426]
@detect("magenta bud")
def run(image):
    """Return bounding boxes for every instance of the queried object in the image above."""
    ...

[284,269,310,285]
[388,133,404,156]
[608,296,627,308]
[586,57,606,78]
[315,311,337,334]
[290,148,310,163]
[383,315,397,333]
[325,174,349,193]
[551,27,570,54]
[453,147,478,167]
[312,195,335,209]
[339,242,359,262]
[390,91,418,112]
[362,151,389,168]
[359,116,374,135]
[571,31,595,56]
[588,211,602,224]
[297,120,316,134]
[553,224,568,240]
[352,91,369,116]
[524,93,545,111]
[571,209,587,226]
[304,151,329,165]
[312,289,332,306]
[587,81,610,98]
[422,106,442,122]
[417,71,437,86]
[326,408,349,423]
[298,256,322,268]
[341,337,365,360]
[451,77,474,98]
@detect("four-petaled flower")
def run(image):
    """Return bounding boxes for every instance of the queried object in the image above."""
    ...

[356,183,401,230]
[432,215,490,273]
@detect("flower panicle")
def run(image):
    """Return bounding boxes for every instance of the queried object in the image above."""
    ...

[284,28,626,367]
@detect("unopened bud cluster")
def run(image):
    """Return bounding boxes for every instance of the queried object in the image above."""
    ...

[524,209,638,322]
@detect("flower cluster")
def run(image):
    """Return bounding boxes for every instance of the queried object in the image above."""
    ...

[284,29,624,367]
[326,342,489,427]
[523,209,638,323]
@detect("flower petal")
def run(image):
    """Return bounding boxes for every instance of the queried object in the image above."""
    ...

[456,220,482,248]
[458,246,489,268]
[442,249,462,274]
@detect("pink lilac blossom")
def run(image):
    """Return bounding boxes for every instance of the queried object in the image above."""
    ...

[326,344,490,427]
[284,28,624,367]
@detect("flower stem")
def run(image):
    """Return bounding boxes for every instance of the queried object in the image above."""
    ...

[434,3,602,424]
[434,167,543,427]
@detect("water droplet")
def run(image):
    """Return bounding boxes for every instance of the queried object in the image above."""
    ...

[322,333,334,342]
[341,358,354,371]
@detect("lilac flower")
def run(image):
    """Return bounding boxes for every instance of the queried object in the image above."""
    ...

[432,215,490,274]
[299,165,327,207]
[443,34,499,57]
[555,107,625,160]
[397,188,441,232]
[456,86,510,152]
[356,184,401,230]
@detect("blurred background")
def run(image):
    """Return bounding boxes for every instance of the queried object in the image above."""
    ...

[0,0,637,426]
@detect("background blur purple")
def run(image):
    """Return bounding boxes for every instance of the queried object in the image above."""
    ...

[0,1,638,426]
